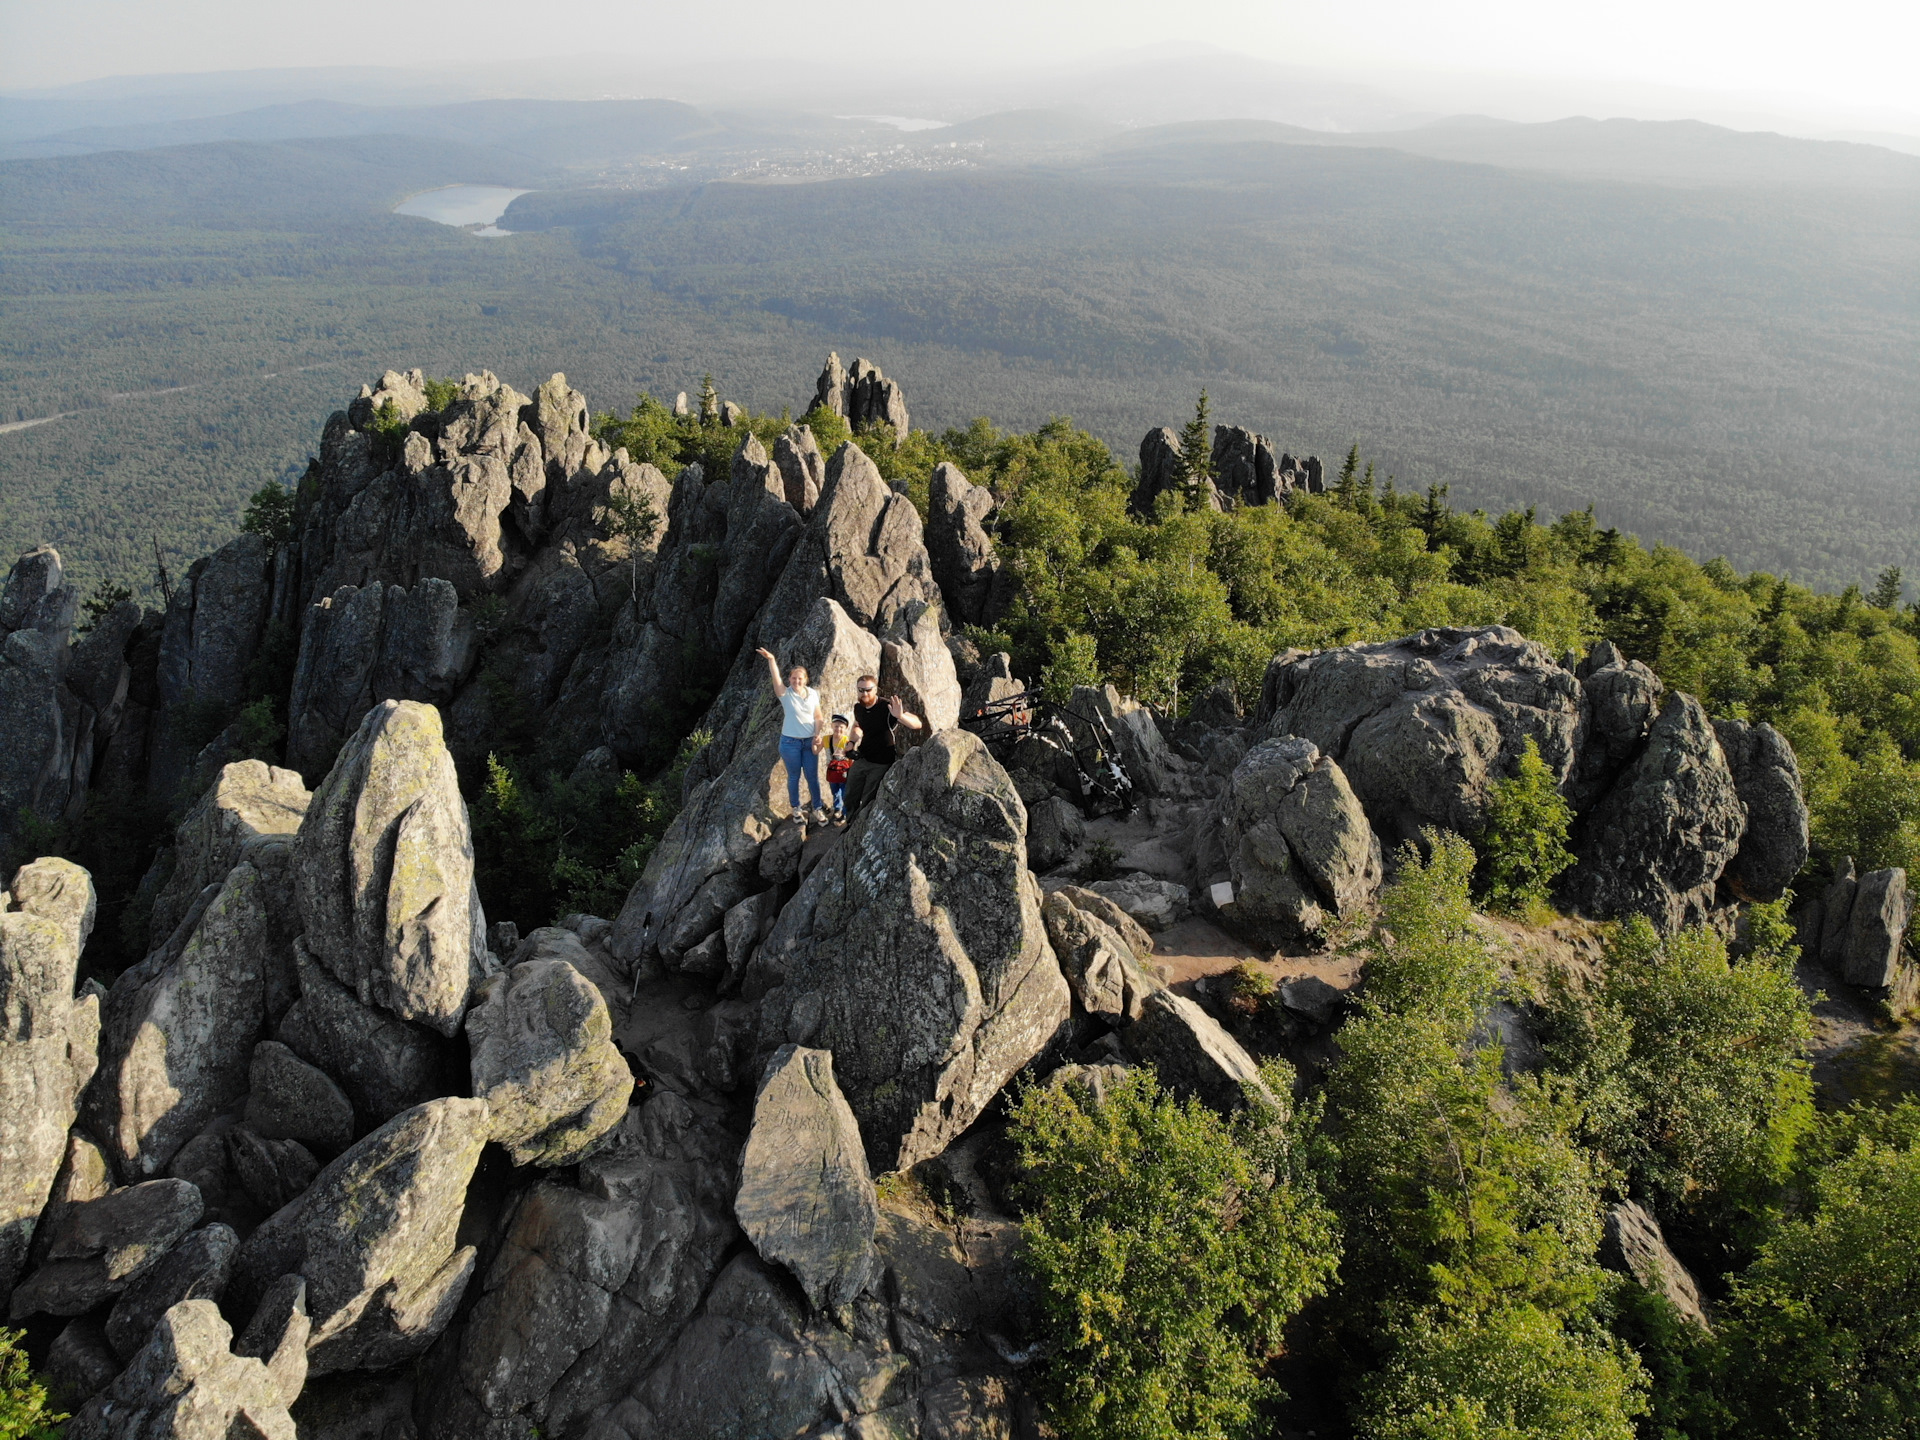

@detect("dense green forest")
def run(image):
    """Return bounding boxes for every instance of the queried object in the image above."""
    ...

[3,125,1916,597]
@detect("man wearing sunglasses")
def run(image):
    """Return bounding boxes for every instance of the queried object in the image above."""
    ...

[842,673,924,824]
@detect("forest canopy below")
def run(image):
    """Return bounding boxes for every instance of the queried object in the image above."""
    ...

[1,118,1915,598]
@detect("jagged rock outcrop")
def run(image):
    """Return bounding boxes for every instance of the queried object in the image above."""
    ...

[1258,626,1584,848]
[1714,717,1811,902]
[294,699,484,1038]
[10,1178,204,1319]
[1124,988,1277,1112]
[0,546,98,852]
[1211,424,1289,506]
[230,1096,488,1376]
[467,957,633,1167]
[65,1298,297,1440]
[1571,640,1665,806]
[104,1221,238,1359]
[734,1046,879,1315]
[1040,888,1157,1025]
[1837,865,1911,990]
[1132,426,1212,515]
[926,463,1010,628]
[0,857,99,1297]
[1567,693,1746,932]
[747,729,1070,1171]
[276,939,454,1124]
[813,351,910,437]
[234,1272,311,1407]
[150,759,310,947]
[87,862,270,1178]
[151,532,276,797]
[1200,736,1382,948]
[773,424,825,514]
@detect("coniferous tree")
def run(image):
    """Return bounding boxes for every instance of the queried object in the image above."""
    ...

[1178,390,1214,498]
[1870,565,1904,610]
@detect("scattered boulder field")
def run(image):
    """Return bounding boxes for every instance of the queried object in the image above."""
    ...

[1,354,1884,1439]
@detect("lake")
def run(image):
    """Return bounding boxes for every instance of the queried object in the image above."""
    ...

[393,185,531,237]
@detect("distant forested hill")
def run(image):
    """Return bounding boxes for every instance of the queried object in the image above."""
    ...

[2,126,1916,597]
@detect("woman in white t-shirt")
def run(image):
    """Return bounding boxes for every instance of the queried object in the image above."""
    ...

[755,646,828,823]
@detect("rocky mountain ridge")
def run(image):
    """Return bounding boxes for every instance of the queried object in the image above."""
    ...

[0,357,1896,1439]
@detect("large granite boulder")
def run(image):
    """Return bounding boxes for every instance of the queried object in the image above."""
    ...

[1842,866,1910,990]
[926,463,1009,628]
[1714,717,1811,902]
[734,1046,879,1315]
[87,863,269,1178]
[1122,988,1277,1113]
[1203,736,1381,948]
[65,1298,297,1440]
[1257,626,1583,848]
[1040,889,1157,1025]
[229,1097,488,1376]
[1601,1201,1710,1331]
[294,699,484,1037]
[275,939,454,1125]
[1568,693,1746,932]
[150,759,311,946]
[747,729,1071,1172]
[772,423,825,514]
[10,1178,204,1319]
[104,1220,238,1359]
[0,624,75,853]
[1133,426,1213,515]
[433,1091,739,1439]
[0,857,99,1296]
[245,1040,356,1155]
[0,544,75,635]
[467,957,633,1167]
[1571,641,1665,806]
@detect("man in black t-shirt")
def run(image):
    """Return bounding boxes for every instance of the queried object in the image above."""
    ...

[842,672,924,823]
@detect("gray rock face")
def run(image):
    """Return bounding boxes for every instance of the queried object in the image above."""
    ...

[1206,736,1380,947]
[1122,988,1276,1113]
[278,939,453,1125]
[1069,682,1190,799]
[1087,874,1190,932]
[226,1127,320,1214]
[1842,867,1910,989]
[87,862,269,1178]
[47,1316,120,1406]
[1210,424,1288,506]
[1602,1201,1710,1331]
[772,424,825,515]
[105,1221,238,1359]
[1572,641,1665,806]
[1569,693,1746,932]
[1819,857,1859,970]
[438,1092,739,1438]
[67,1298,297,1440]
[1133,426,1213,515]
[749,731,1070,1172]
[0,626,75,853]
[286,579,472,774]
[151,760,311,946]
[1258,626,1584,848]
[1714,718,1811,902]
[926,464,1009,628]
[152,532,274,795]
[11,1178,204,1319]
[0,544,74,635]
[1040,889,1157,1025]
[467,957,633,1167]
[245,1040,356,1154]
[234,1272,311,1408]
[1026,794,1086,873]
[230,1097,488,1377]
[0,857,98,1296]
[294,699,483,1037]
[813,352,909,437]
[735,1046,879,1315]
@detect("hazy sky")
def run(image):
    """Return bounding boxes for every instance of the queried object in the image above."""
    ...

[3,0,1914,126]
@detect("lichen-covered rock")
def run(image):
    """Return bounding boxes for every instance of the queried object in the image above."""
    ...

[1087,873,1191,931]
[276,940,453,1125]
[65,1298,296,1440]
[734,1046,879,1315]
[294,699,484,1037]
[105,1221,238,1359]
[467,958,633,1167]
[1714,717,1811,902]
[1122,988,1277,1113]
[234,1272,311,1408]
[245,1040,356,1155]
[773,424,825,515]
[748,729,1070,1172]
[1569,693,1746,932]
[225,1127,320,1215]
[1207,735,1380,947]
[1572,641,1665,805]
[10,1178,204,1319]
[229,1097,488,1377]
[1026,794,1085,873]
[926,463,1009,628]
[1040,889,1157,1025]
[150,759,310,948]
[87,862,268,1178]
[0,857,98,1296]
[1258,626,1584,847]
[434,1091,739,1439]
[1842,867,1910,989]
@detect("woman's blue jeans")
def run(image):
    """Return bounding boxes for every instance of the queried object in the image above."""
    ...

[779,734,823,811]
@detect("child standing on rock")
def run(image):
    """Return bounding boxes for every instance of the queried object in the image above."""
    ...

[755,647,829,824]
[822,714,855,823]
